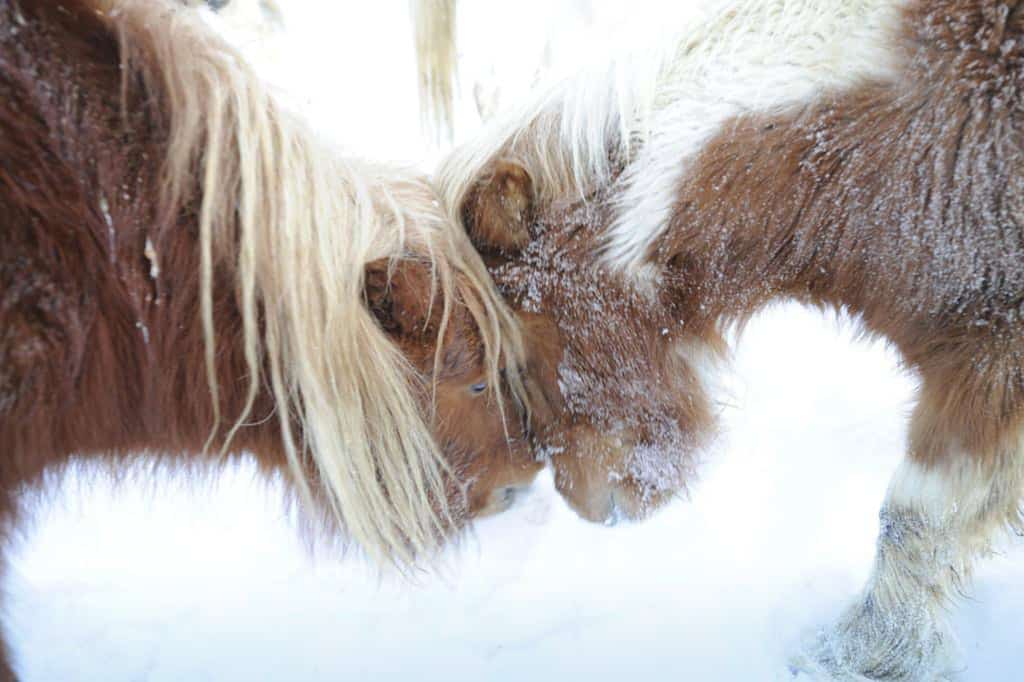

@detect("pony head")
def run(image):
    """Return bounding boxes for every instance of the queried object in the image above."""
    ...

[447,160,718,523]
[362,254,541,520]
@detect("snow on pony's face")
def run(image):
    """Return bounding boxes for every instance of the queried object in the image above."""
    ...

[456,162,718,523]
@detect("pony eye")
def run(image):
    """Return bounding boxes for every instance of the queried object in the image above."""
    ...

[469,381,488,395]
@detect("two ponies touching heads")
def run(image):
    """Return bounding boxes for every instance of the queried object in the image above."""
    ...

[0,0,538,620]
[3,0,1023,680]
[442,0,1024,679]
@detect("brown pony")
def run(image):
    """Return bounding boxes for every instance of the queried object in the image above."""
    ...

[442,0,1024,679]
[0,0,540,677]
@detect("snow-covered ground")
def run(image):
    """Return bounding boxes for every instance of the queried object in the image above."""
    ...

[9,304,1023,680]
[5,3,1022,680]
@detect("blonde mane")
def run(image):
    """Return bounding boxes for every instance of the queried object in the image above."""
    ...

[94,0,524,566]
[434,16,668,219]
[436,0,905,270]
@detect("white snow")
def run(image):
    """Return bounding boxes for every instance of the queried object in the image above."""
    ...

[5,3,1021,680]
[8,304,1022,681]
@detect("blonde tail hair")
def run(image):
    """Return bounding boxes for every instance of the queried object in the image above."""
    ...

[411,0,458,144]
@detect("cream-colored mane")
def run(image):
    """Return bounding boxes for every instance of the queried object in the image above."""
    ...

[436,0,904,272]
[94,0,523,566]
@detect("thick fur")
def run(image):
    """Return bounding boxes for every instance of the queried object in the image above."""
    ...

[443,0,1024,679]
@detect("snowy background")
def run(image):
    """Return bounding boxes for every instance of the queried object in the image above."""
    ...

[6,2,1023,680]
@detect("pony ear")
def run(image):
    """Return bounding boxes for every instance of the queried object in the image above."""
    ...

[461,160,534,254]
[364,258,438,339]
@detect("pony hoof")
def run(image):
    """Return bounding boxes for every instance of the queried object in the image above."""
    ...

[786,621,963,682]
[786,644,864,681]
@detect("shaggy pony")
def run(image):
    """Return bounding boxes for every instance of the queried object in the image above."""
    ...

[1,0,539,676]
[441,0,1024,679]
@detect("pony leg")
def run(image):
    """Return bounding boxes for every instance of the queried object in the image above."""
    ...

[793,385,1023,681]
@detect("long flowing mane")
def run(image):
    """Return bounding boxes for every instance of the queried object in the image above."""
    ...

[92,0,524,565]
[438,0,905,270]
